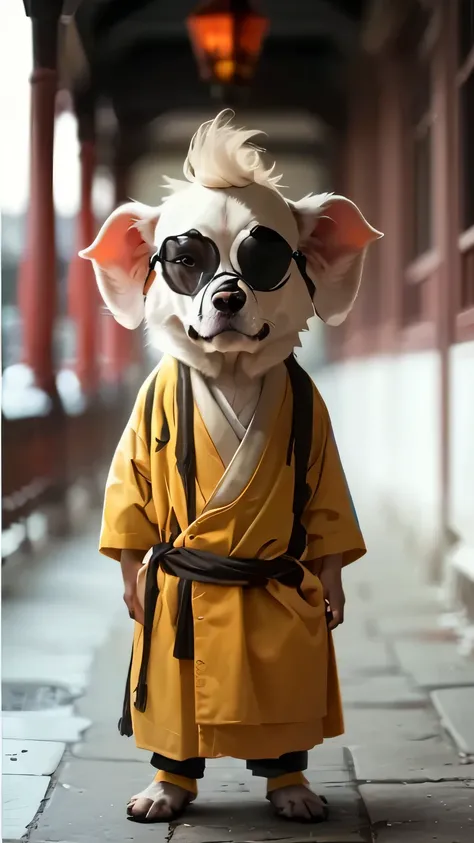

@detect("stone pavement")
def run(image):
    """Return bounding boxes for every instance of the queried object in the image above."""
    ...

[3,519,474,842]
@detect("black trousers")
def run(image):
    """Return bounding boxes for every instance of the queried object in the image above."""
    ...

[151,750,308,780]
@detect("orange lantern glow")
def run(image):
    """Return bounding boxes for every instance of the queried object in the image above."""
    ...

[186,0,269,88]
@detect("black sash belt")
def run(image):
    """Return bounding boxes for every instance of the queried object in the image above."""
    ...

[133,542,305,715]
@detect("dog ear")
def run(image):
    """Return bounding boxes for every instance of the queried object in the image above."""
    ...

[288,193,383,325]
[79,201,161,329]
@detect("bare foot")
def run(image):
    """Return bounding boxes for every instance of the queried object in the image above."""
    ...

[127,778,195,822]
[267,784,329,822]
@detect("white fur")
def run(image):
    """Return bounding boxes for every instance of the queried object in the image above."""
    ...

[144,182,312,378]
[181,108,284,192]
[81,111,382,380]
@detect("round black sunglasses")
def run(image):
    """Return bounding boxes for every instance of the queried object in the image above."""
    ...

[143,226,316,299]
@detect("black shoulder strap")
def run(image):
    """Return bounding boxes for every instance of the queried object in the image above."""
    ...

[144,370,159,453]
[284,355,314,560]
[176,362,197,526]
[144,362,196,525]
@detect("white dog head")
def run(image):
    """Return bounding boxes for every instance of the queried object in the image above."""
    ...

[81,112,382,378]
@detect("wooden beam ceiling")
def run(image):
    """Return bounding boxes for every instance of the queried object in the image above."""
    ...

[66,0,368,133]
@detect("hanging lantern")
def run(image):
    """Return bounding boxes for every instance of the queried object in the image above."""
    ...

[186,0,269,90]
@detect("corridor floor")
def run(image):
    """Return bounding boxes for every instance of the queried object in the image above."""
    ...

[2,517,474,843]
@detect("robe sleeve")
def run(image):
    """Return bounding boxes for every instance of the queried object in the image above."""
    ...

[302,388,366,566]
[99,376,160,561]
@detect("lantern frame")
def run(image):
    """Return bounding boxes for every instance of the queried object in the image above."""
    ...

[186,0,269,89]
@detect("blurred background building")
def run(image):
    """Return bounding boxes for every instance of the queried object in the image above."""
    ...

[1,0,474,650]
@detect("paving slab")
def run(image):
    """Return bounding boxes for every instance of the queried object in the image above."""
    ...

[3,739,66,776]
[392,640,474,689]
[11,516,474,843]
[1,602,116,654]
[204,747,350,784]
[2,773,51,840]
[341,674,427,708]
[329,705,443,747]
[307,746,351,780]
[3,705,76,720]
[74,729,148,763]
[359,781,474,842]
[73,617,147,763]
[348,737,474,782]
[2,713,91,743]
[29,759,170,843]
[2,646,93,694]
[335,638,398,678]
[28,757,363,843]
[332,612,373,638]
[431,687,474,755]
[172,782,367,842]
[367,597,440,618]
[376,613,455,638]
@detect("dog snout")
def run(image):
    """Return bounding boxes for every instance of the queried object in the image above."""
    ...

[212,281,247,314]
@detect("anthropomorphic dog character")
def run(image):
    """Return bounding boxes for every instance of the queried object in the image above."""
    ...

[81,112,382,824]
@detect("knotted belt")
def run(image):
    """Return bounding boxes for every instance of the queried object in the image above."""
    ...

[133,542,306,715]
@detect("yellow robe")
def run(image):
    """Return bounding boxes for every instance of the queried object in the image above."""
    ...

[100,355,366,761]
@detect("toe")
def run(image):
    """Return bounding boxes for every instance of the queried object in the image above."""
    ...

[301,800,315,821]
[276,804,292,819]
[302,797,325,820]
[127,796,139,809]
[269,785,329,823]
[146,798,174,821]
[285,798,313,821]
[127,797,153,818]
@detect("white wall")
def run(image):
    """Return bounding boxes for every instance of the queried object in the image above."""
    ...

[446,341,474,588]
[449,341,474,546]
[312,350,443,579]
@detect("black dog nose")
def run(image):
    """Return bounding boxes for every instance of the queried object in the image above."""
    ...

[212,282,247,314]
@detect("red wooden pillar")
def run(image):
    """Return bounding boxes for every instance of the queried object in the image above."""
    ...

[67,89,99,395]
[19,1,63,397]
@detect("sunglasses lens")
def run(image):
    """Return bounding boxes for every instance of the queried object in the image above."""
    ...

[237,226,293,292]
[161,232,219,296]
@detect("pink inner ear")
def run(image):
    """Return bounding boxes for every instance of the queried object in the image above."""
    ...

[89,219,144,273]
[315,200,376,264]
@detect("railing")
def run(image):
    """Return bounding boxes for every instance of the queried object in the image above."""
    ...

[1,391,134,560]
